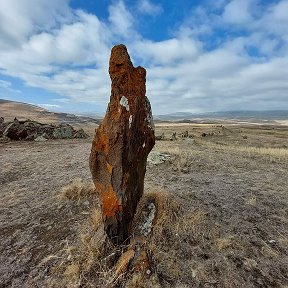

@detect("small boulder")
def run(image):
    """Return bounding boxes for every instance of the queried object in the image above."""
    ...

[147,151,172,165]
[34,135,48,142]
[170,132,177,141]
[3,122,28,140]
[181,131,189,138]
[53,124,74,139]
[73,128,88,139]
[155,133,165,141]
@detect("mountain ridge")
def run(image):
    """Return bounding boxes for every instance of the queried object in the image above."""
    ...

[1,99,287,123]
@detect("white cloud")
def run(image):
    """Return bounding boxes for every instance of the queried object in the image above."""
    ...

[0,80,12,89]
[255,0,288,36]
[137,0,163,15]
[0,0,72,49]
[38,103,61,109]
[133,37,201,65]
[0,79,21,93]
[108,1,136,39]
[222,0,255,24]
[0,4,112,107]
[0,0,287,114]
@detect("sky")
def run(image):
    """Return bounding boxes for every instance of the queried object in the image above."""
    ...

[0,0,287,115]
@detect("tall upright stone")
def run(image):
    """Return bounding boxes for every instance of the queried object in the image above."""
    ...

[89,44,155,244]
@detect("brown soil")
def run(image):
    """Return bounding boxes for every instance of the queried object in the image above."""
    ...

[0,123,288,287]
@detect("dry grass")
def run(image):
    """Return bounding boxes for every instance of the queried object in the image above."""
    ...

[130,187,287,287]
[2,122,287,287]
[21,182,288,287]
[196,139,288,161]
[129,189,218,287]
[238,145,288,159]
[61,178,96,200]
[51,207,118,287]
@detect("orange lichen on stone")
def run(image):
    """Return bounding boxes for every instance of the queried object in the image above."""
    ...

[95,182,122,218]
[94,127,109,155]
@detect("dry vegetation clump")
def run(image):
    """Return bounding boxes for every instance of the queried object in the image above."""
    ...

[61,178,96,200]
[52,188,211,287]
[50,207,118,287]
[130,188,288,288]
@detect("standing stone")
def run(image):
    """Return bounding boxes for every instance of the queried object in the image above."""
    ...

[89,44,155,244]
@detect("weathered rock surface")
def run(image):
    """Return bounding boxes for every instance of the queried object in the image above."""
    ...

[89,44,155,244]
[52,124,74,139]
[0,118,88,141]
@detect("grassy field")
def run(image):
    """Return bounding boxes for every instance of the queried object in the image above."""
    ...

[0,122,287,287]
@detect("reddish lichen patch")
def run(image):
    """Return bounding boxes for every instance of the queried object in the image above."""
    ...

[94,126,109,155]
[108,100,123,121]
[95,182,122,218]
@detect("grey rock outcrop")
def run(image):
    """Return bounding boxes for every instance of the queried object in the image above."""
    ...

[0,118,89,141]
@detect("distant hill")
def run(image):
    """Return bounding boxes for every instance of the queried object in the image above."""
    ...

[155,110,288,122]
[2,99,287,125]
[0,99,100,125]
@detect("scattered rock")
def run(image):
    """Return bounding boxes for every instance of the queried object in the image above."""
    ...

[170,132,177,141]
[73,128,89,139]
[184,138,194,144]
[243,135,248,139]
[89,44,155,245]
[147,151,172,165]
[136,201,156,237]
[181,131,189,138]
[155,133,165,141]
[115,197,156,276]
[34,135,48,142]
[115,249,135,276]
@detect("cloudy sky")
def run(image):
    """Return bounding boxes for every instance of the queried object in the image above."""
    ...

[0,0,287,115]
